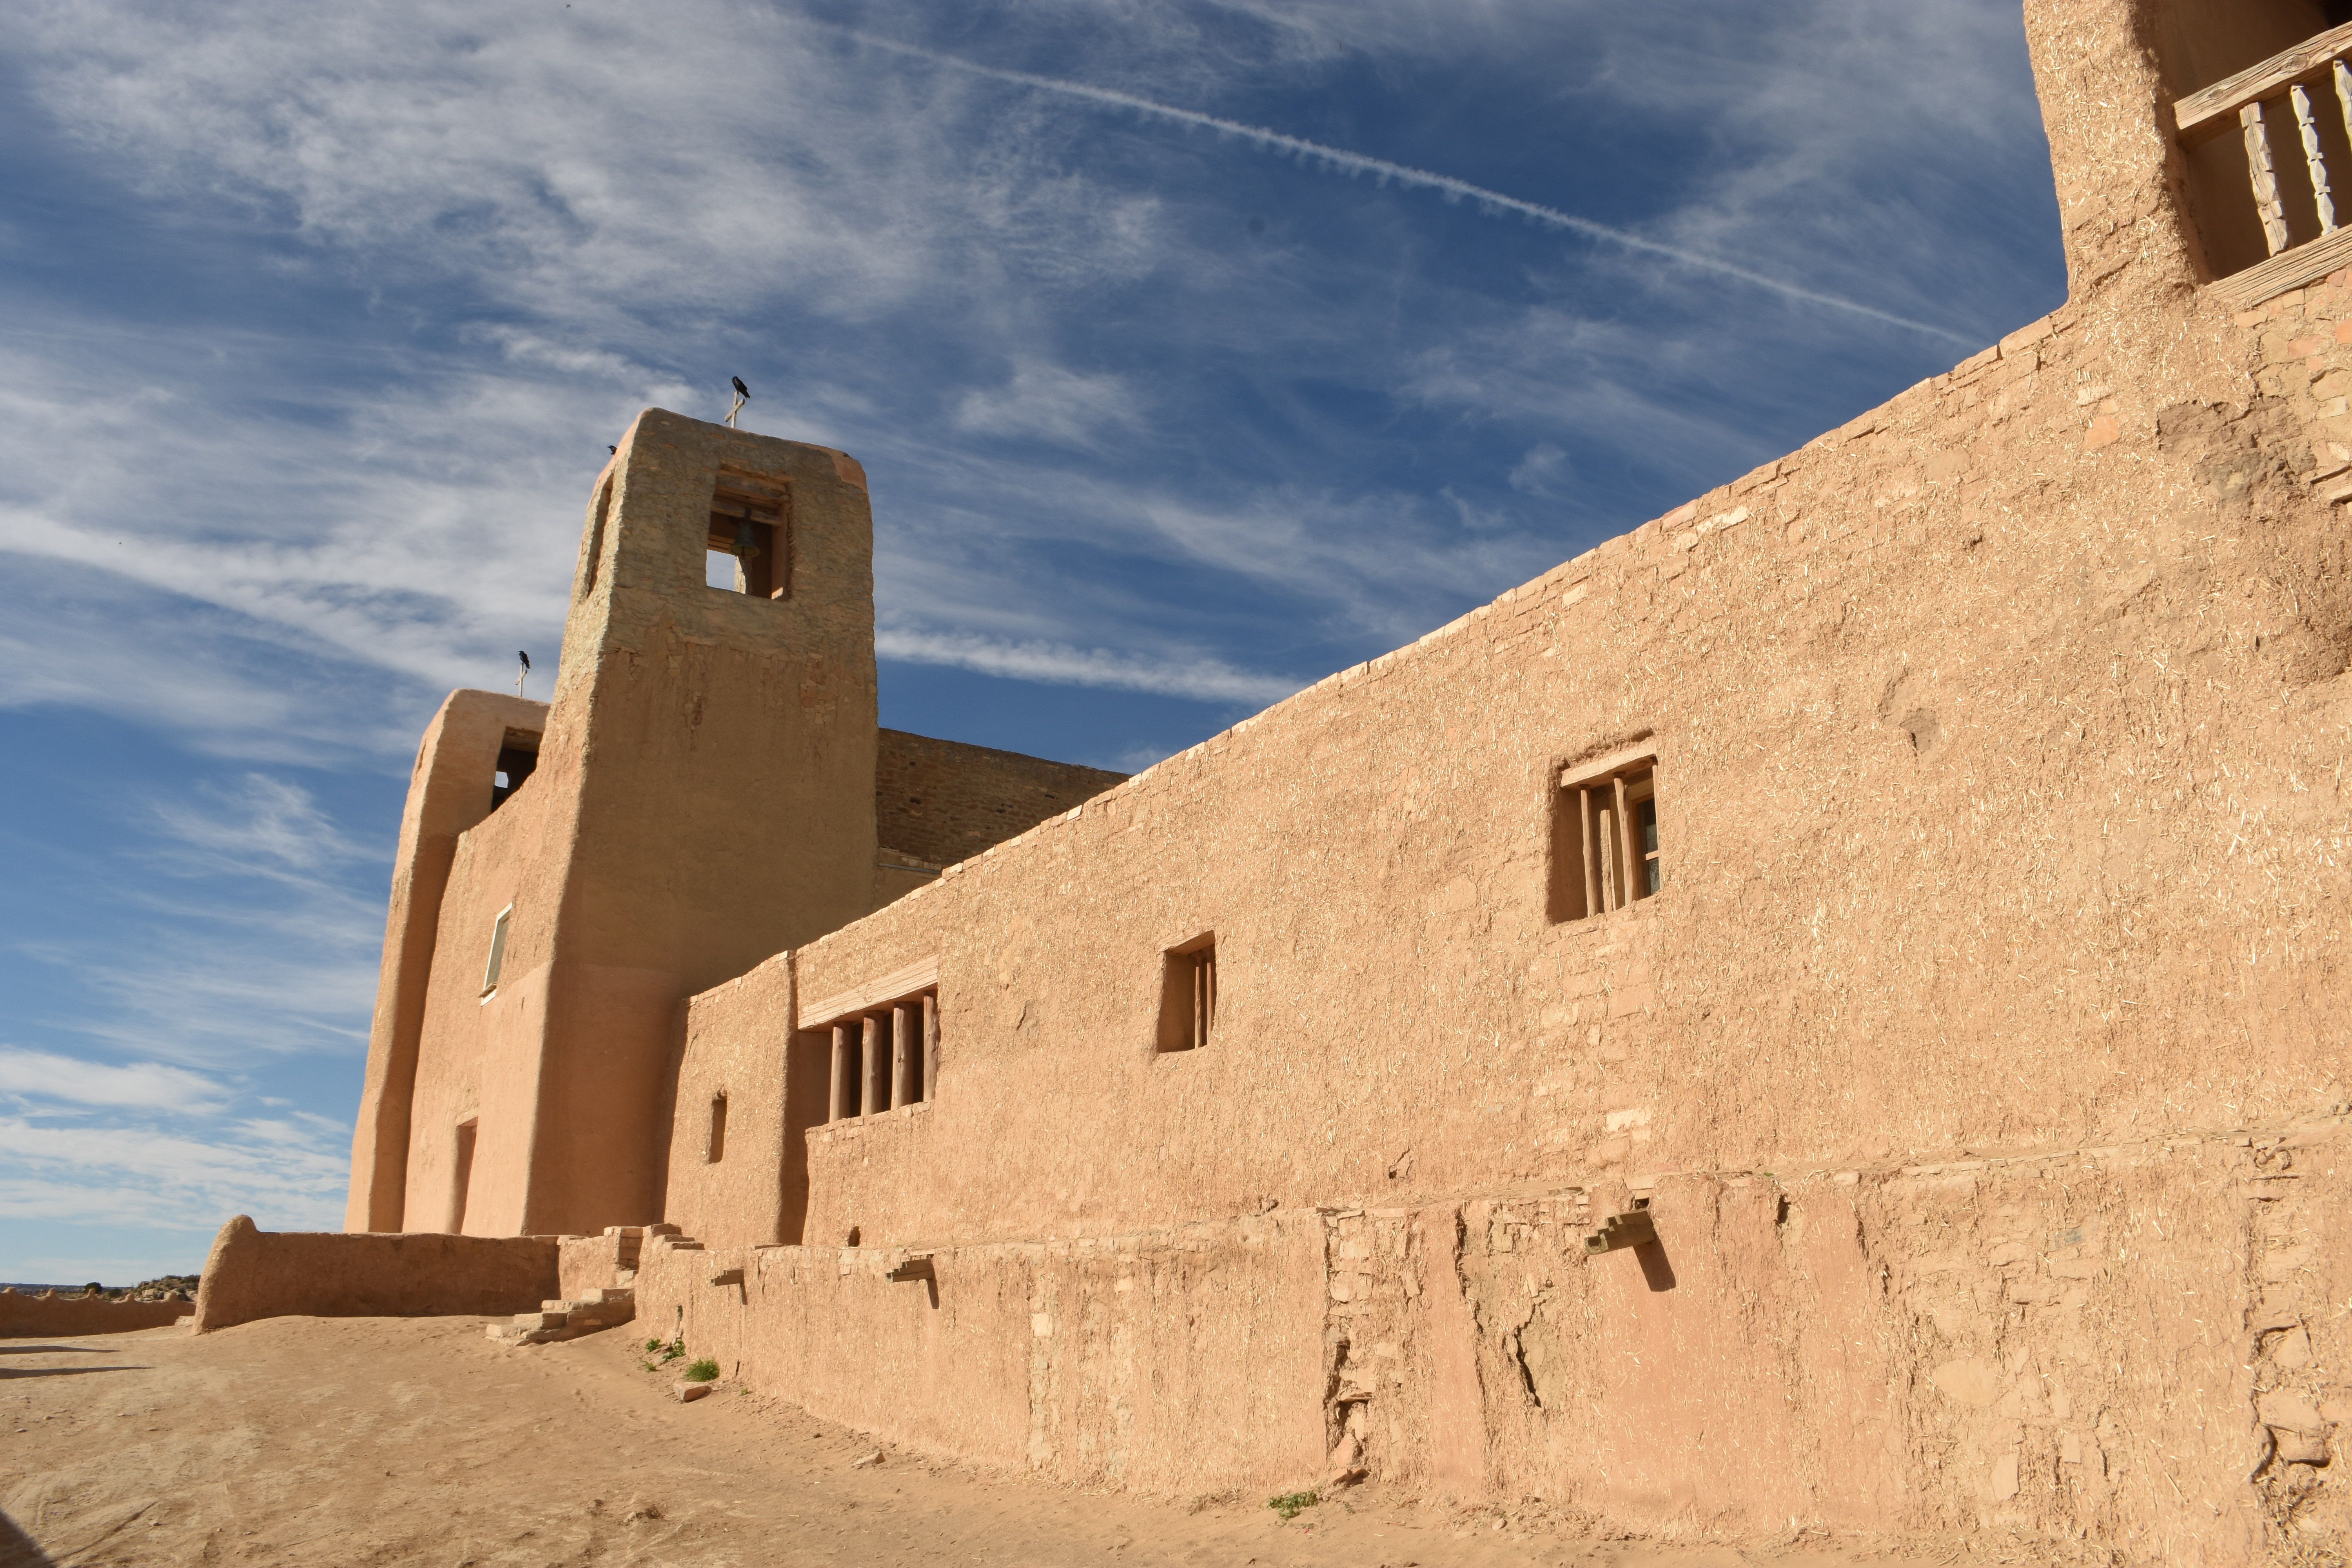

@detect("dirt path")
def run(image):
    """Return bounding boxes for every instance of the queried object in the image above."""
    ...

[3,1318,2005,1567]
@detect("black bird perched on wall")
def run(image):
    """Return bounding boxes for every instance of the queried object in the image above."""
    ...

[516,649,531,699]
[607,445,616,455]
[726,375,749,429]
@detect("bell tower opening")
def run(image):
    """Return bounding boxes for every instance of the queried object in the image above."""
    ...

[705,467,791,598]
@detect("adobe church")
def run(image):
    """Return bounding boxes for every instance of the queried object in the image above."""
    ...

[343,2,2350,1556]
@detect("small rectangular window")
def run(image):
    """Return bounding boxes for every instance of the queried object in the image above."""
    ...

[824,986,938,1121]
[706,1094,728,1163]
[1551,752,1660,923]
[1157,936,1216,1053]
[482,906,512,995]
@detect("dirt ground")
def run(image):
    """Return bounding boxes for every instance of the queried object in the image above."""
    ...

[2,1318,2020,1567]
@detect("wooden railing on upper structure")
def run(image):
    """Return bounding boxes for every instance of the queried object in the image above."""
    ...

[2177,22,2352,309]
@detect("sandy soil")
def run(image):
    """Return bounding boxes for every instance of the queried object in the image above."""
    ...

[2,1318,2015,1568]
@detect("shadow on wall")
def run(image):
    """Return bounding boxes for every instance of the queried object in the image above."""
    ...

[1634,1238,1677,1292]
[1586,1207,1677,1292]
[0,1512,58,1567]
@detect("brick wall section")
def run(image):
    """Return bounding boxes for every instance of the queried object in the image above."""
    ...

[875,729,1127,869]
[2244,267,2352,510]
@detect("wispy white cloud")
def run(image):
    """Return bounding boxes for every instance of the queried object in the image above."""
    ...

[0,1047,227,1114]
[1510,443,1570,496]
[0,1111,348,1234]
[954,360,1145,446]
[877,626,1299,704]
[838,24,1971,342]
[152,775,364,877]
[0,0,2052,767]
[6,769,383,1070]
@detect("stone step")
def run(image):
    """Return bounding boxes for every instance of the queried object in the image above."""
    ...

[512,1309,568,1329]
[486,1323,558,1346]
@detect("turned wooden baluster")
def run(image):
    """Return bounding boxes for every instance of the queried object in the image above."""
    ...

[2294,83,2337,234]
[2336,59,2352,169]
[2244,99,2292,256]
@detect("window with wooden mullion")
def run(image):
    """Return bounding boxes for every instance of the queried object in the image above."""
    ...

[824,987,938,1122]
[1551,757,1660,923]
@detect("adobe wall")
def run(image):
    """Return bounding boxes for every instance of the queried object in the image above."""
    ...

[645,0,2350,1549]
[792,239,2351,1249]
[780,0,2352,1249]
[633,1214,1328,1495]
[558,1230,644,1298]
[1340,1117,2348,1556]
[874,729,1128,870]
[345,688,547,1232]
[0,1290,191,1338]
[399,735,579,1237]
[192,1216,558,1333]
[660,953,822,1248]
[646,1117,2345,1550]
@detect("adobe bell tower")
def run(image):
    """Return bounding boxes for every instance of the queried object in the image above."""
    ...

[347,409,883,1238]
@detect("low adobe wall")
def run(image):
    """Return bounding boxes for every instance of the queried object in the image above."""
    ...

[635,1211,1329,1495]
[559,1231,643,1300]
[646,1116,2347,1555]
[0,1290,191,1338]
[1341,1123,2348,1559]
[191,1216,559,1333]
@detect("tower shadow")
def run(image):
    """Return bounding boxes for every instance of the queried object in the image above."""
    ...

[0,1511,58,1567]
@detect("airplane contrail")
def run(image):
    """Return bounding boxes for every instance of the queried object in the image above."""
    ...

[840,29,1969,344]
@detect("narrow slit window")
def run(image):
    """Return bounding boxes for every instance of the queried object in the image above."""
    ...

[1156,936,1216,1053]
[450,1119,477,1233]
[706,1094,728,1163]
[482,906,512,995]
[578,475,612,599]
[1550,753,1660,924]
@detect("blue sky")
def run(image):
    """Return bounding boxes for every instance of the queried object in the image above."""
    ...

[0,0,2065,1283]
